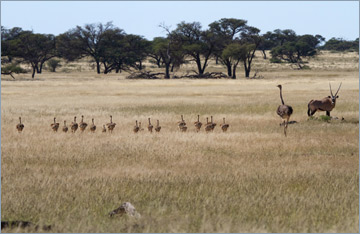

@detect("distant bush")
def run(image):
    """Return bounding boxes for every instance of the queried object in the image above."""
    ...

[320,38,359,52]
[47,59,62,72]
[1,63,27,78]
[270,57,282,63]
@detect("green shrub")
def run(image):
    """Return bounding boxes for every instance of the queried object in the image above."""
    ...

[47,59,62,72]
[270,57,282,63]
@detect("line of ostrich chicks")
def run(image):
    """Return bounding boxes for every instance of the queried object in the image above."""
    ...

[15,114,230,134]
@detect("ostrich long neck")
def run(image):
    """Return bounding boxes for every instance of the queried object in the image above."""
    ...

[279,87,285,105]
[19,118,22,124]
[197,115,200,122]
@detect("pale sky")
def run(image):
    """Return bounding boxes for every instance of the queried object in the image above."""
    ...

[1,1,359,41]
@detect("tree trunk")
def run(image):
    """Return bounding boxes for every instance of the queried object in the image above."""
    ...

[103,63,108,74]
[39,62,44,73]
[32,66,36,78]
[138,61,143,70]
[36,65,40,73]
[232,65,237,79]
[226,63,232,77]
[164,63,170,79]
[262,50,267,59]
[170,63,175,72]
[244,60,251,78]
[195,56,204,75]
[215,56,219,65]
[96,60,101,74]
[245,68,250,78]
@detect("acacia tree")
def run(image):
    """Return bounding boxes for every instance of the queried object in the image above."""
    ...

[321,37,358,51]
[221,43,248,79]
[98,32,150,74]
[151,36,183,79]
[124,35,151,71]
[270,34,323,69]
[1,27,32,63]
[172,21,215,76]
[209,18,247,77]
[258,31,276,59]
[57,22,117,74]
[6,32,56,78]
[239,26,262,78]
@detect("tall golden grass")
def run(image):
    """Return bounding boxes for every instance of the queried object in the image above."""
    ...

[1,51,359,232]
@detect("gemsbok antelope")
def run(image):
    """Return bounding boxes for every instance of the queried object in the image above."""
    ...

[276,85,293,137]
[16,117,24,133]
[307,82,342,117]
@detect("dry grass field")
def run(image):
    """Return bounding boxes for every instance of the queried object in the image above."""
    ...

[1,51,359,233]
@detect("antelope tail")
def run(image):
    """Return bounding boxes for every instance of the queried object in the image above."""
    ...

[307,100,313,116]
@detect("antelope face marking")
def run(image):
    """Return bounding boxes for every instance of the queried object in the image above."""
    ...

[328,95,339,105]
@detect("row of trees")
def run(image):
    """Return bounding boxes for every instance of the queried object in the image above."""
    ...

[2,19,358,79]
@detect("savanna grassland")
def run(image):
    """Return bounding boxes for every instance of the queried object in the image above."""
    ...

[1,51,359,232]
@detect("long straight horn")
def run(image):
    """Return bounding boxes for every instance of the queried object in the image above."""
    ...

[334,82,342,96]
[329,83,334,97]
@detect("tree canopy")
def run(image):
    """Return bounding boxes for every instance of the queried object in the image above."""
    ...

[1,20,353,79]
